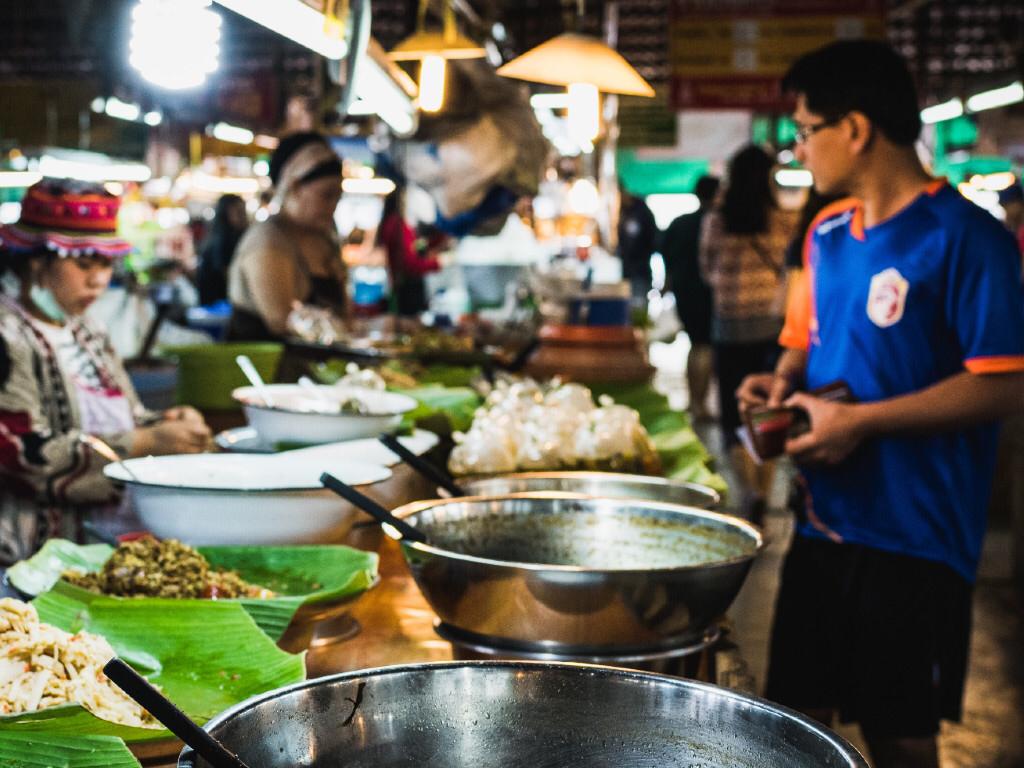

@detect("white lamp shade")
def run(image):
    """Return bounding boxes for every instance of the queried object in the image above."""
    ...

[497,32,655,97]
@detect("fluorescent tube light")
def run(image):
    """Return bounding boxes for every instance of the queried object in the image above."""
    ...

[105,97,141,122]
[342,178,397,195]
[0,171,43,188]
[775,169,814,187]
[965,81,1024,113]
[38,155,152,183]
[213,0,348,60]
[919,98,963,125]
[211,122,255,144]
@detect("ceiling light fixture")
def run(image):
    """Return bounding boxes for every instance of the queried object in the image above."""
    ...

[214,0,348,59]
[0,171,44,189]
[965,81,1024,113]
[497,3,654,150]
[774,169,814,188]
[210,122,255,145]
[388,0,485,115]
[130,0,221,90]
[919,98,963,125]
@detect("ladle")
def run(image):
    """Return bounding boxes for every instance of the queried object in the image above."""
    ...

[319,471,428,543]
[235,354,274,407]
[103,658,252,768]
[377,433,465,497]
[79,434,141,483]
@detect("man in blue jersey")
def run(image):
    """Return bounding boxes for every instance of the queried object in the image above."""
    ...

[738,40,1024,768]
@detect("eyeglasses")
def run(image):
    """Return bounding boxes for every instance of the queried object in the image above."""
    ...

[793,115,847,145]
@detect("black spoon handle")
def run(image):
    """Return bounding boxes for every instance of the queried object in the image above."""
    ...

[378,434,466,497]
[320,472,428,543]
[103,659,252,768]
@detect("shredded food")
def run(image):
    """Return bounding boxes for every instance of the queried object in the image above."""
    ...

[0,598,158,727]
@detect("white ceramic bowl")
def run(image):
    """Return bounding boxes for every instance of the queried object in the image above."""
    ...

[233,385,419,447]
[104,453,392,546]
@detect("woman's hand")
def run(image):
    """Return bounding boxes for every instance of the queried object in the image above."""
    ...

[161,406,206,426]
[129,419,212,457]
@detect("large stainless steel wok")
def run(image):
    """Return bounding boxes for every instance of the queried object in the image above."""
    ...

[457,471,721,509]
[392,493,761,653]
[178,662,868,768]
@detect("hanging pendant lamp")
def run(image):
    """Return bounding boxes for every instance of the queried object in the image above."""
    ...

[389,0,485,60]
[388,0,484,113]
[497,32,654,97]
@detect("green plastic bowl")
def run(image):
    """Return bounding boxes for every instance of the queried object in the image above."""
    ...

[162,342,283,410]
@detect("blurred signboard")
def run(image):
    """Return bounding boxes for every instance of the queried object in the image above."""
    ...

[670,0,885,110]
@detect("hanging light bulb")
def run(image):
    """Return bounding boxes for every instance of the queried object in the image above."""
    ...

[389,0,484,115]
[322,0,349,41]
[419,55,446,113]
[567,82,600,144]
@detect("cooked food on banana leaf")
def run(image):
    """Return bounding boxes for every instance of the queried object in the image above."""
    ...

[0,598,158,727]
[63,537,274,600]
[449,379,661,476]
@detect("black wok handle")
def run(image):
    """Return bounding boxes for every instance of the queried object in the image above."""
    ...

[378,434,465,497]
[320,472,428,544]
[103,658,252,768]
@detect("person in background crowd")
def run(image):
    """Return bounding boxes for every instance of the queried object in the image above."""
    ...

[783,188,844,271]
[0,180,211,566]
[660,175,720,422]
[739,41,1024,768]
[699,145,796,521]
[617,185,658,304]
[227,131,346,341]
[377,186,441,317]
[196,194,247,306]
[998,181,1024,260]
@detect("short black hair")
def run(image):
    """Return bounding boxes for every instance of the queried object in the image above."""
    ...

[722,145,775,235]
[694,175,720,205]
[782,40,921,146]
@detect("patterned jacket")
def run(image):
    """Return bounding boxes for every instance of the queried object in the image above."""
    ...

[698,207,797,344]
[0,293,150,564]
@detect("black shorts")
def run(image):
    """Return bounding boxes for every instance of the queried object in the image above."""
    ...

[765,534,973,739]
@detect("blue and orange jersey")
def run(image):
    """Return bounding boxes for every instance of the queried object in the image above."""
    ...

[780,180,1024,581]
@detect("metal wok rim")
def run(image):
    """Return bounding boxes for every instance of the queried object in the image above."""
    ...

[391,492,764,574]
[457,470,722,507]
[177,660,869,768]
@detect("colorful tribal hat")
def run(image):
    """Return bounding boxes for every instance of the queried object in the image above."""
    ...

[0,179,132,259]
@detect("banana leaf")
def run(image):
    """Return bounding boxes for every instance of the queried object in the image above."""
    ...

[590,382,728,496]
[0,734,140,768]
[393,385,481,434]
[7,540,378,642]
[0,592,304,741]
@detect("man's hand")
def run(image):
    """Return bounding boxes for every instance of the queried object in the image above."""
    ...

[784,393,867,465]
[737,373,797,414]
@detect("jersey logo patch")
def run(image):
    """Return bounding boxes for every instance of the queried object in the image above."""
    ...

[867,267,909,328]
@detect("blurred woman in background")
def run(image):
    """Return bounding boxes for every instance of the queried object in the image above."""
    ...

[227,132,346,340]
[700,145,796,521]
[196,193,247,306]
[0,180,210,565]
[377,185,440,317]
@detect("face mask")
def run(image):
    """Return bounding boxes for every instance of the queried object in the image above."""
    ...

[29,284,68,323]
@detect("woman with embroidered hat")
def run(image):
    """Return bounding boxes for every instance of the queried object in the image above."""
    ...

[0,179,211,566]
[227,131,347,341]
